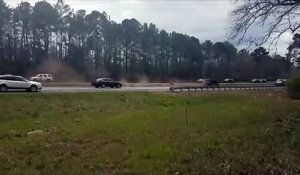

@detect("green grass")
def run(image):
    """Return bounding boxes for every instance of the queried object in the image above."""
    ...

[0,92,299,175]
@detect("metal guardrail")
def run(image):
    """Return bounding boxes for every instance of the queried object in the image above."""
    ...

[169,83,286,92]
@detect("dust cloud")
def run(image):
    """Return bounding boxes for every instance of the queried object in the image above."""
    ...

[85,63,110,80]
[120,74,150,83]
[28,59,84,82]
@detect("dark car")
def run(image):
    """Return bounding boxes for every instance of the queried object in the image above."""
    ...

[91,78,122,88]
[275,79,287,86]
[223,78,234,83]
[259,78,267,83]
[251,79,260,83]
[197,79,219,87]
[251,78,267,83]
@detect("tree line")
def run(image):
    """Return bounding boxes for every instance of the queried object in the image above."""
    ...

[0,0,292,81]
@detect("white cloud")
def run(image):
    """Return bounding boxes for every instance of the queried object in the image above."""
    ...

[5,0,292,55]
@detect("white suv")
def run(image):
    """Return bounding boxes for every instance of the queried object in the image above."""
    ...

[0,75,42,92]
[30,74,53,82]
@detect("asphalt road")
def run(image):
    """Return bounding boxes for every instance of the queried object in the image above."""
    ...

[42,86,170,93]
[43,85,284,93]
[3,82,285,93]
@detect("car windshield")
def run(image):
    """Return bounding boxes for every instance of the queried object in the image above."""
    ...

[17,76,27,81]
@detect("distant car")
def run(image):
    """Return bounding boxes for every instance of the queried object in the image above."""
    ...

[223,78,234,83]
[251,79,260,83]
[197,79,219,87]
[0,75,42,92]
[251,78,267,83]
[30,74,53,82]
[91,78,122,88]
[275,79,287,86]
[259,79,267,83]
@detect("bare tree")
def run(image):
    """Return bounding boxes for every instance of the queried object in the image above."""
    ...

[229,0,300,47]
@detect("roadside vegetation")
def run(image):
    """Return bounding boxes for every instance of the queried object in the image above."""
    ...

[288,77,300,99]
[0,92,299,174]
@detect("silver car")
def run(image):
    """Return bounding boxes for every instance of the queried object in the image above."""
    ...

[0,75,42,92]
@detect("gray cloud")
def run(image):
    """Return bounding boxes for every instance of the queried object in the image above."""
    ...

[6,0,291,55]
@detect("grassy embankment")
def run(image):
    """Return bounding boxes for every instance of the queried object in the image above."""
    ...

[0,91,299,174]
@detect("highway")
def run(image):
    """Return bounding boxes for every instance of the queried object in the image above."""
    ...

[42,82,285,93]
[2,82,286,93]
[42,86,169,93]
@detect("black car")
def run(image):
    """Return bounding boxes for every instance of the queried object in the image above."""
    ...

[251,78,267,83]
[251,79,260,83]
[223,78,234,83]
[198,79,219,87]
[91,78,122,88]
[259,78,267,83]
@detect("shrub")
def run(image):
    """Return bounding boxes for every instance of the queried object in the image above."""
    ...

[287,78,300,99]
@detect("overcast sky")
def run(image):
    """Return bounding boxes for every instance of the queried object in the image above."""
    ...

[6,0,293,55]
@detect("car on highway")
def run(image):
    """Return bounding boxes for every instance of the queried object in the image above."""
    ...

[91,78,122,88]
[197,79,219,87]
[223,78,234,83]
[0,75,42,92]
[30,74,53,82]
[259,78,267,83]
[251,78,267,83]
[251,79,260,83]
[275,79,287,86]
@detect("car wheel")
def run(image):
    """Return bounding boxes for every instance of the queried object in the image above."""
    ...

[116,84,122,88]
[100,84,106,88]
[95,85,99,88]
[29,85,38,92]
[0,85,7,92]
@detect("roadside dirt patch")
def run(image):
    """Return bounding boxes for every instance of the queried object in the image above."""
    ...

[27,129,45,136]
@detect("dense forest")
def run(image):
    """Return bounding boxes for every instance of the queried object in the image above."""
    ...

[0,0,292,81]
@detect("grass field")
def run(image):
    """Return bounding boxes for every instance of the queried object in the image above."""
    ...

[0,91,299,175]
